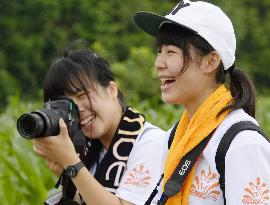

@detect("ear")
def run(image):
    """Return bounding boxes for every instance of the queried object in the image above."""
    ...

[202,51,221,74]
[108,81,118,100]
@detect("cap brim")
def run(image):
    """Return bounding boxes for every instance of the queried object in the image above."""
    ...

[133,11,196,37]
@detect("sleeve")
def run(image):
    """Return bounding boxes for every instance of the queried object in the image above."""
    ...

[115,123,168,205]
[225,130,270,205]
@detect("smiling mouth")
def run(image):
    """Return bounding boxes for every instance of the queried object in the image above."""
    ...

[161,77,176,86]
[80,114,96,126]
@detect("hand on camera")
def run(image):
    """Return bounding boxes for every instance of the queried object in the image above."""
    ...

[32,119,79,168]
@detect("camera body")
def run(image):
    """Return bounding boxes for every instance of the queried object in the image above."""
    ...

[17,97,80,139]
[17,96,86,156]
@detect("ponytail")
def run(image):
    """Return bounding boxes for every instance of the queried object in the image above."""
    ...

[228,65,256,117]
[218,64,256,117]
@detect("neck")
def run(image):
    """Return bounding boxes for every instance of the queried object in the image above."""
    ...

[185,83,221,119]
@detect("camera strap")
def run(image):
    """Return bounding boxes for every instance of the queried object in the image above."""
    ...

[157,132,213,204]
[52,131,86,203]
[144,123,214,205]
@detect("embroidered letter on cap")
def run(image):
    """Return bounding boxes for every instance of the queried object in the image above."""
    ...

[170,0,190,15]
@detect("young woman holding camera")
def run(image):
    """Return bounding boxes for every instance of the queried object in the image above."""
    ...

[32,49,167,205]
[133,0,270,204]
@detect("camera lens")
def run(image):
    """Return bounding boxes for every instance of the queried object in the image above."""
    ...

[17,98,77,139]
[17,113,46,139]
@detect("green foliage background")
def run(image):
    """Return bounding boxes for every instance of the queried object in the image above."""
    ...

[0,0,270,204]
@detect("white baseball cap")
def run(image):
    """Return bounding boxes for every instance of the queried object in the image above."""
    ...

[133,0,236,70]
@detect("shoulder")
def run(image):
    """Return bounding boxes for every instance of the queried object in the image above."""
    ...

[136,122,166,142]
[204,109,268,159]
[116,122,167,204]
[216,109,268,145]
[211,110,270,204]
[131,122,168,158]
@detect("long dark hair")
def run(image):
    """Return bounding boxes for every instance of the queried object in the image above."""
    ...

[43,48,126,168]
[43,49,125,106]
[157,23,256,117]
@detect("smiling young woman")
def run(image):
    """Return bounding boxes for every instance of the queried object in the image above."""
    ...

[133,0,270,204]
[32,49,167,205]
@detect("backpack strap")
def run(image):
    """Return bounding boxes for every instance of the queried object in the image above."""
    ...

[215,121,269,204]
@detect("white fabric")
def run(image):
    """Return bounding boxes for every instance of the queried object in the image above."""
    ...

[91,122,167,205]
[164,0,235,70]
[133,0,236,70]
[162,109,270,205]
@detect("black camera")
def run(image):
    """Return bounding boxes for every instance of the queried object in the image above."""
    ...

[17,96,86,155]
[17,97,80,139]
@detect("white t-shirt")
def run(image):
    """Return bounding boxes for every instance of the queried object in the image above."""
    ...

[163,109,270,205]
[45,122,166,205]
[91,122,167,205]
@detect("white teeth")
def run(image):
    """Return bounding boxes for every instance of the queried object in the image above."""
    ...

[81,115,96,126]
[160,77,175,85]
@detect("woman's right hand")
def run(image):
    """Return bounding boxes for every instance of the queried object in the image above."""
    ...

[32,119,79,168]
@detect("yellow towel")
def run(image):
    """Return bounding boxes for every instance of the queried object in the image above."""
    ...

[163,85,233,205]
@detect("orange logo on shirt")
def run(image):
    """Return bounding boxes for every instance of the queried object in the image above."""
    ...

[124,164,151,187]
[190,166,221,201]
[242,177,270,204]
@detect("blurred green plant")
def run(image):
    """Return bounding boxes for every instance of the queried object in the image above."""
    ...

[0,95,56,204]
[257,95,270,136]
[1,0,270,113]
[0,0,176,111]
